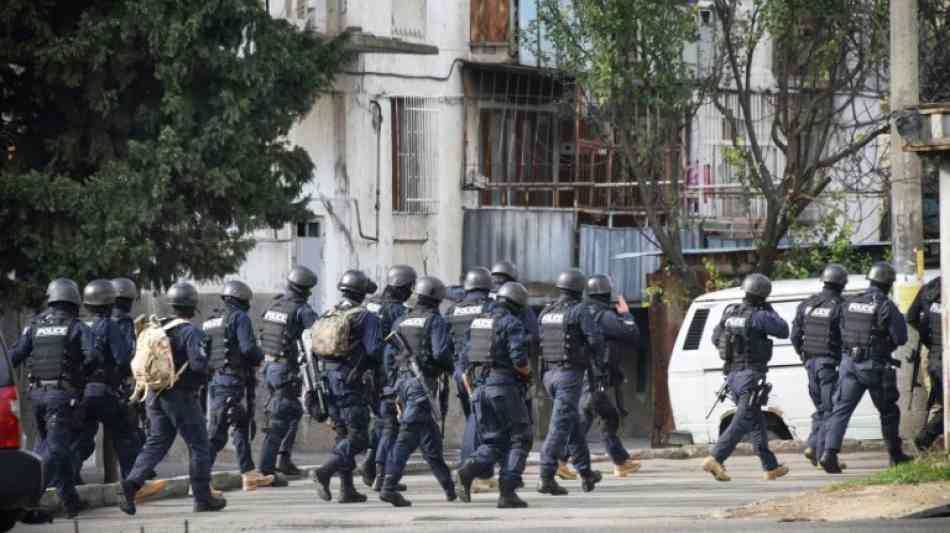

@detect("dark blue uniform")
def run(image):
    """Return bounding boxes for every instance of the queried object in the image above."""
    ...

[538,296,605,480]
[206,305,264,474]
[73,312,139,479]
[11,306,95,513]
[567,300,639,466]
[710,303,789,471]
[791,288,845,461]
[364,295,408,474]
[460,306,532,486]
[113,307,147,446]
[446,291,494,464]
[124,319,215,503]
[381,304,454,494]
[258,294,318,474]
[321,300,383,475]
[908,277,944,449]
[824,286,908,458]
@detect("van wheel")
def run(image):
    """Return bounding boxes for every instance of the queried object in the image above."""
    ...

[0,510,23,533]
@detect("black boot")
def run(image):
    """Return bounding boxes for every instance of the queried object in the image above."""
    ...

[497,479,527,509]
[442,479,458,502]
[117,479,139,516]
[580,470,602,493]
[373,471,384,492]
[267,472,290,487]
[890,450,913,466]
[277,453,302,477]
[313,464,334,502]
[914,433,933,453]
[360,453,377,487]
[379,476,412,507]
[820,449,843,474]
[194,493,227,512]
[454,461,478,503]
[65,499,89,519]
[338,471,368,504]
[536,476,568,496]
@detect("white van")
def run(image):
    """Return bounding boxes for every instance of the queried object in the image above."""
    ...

[669,272,937,445]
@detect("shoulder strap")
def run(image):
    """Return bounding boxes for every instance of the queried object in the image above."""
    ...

[162,318,190,332]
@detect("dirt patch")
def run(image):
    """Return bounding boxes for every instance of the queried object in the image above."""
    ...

[719,481,950,522]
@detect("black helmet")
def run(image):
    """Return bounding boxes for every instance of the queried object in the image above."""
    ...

[821,264,849,288]
[497,282,529,308]
[111,278,138,300]
[83,279,117,306]
[741,273,772,298]
[556,269,587,293]
[490,260,519,282]
[222,280,253,303]
[288,266,318,291]
[338,270,372,295]
[866,262,896,286]
[47,278,81,306]
[463,267,493,292]
[167,282,199,308]
[387,265,417,288]
[414,276,447,302]
[586,274,613,297]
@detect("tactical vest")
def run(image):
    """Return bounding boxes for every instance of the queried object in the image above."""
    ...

[29,315,72,381]
[466,309,511,370]
[86,316,119,383]
[203,310,241,371]
[259,296,301,357]
[718,304,771,369]
[447,299,491,356]
[841,292,882,356]
[928,299,943,358]
[395,309,434,369]
[540,300,588,367]
[364,296,404,338]
[801,294,841,359]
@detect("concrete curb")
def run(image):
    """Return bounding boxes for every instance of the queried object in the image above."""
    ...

[39,439,886,514]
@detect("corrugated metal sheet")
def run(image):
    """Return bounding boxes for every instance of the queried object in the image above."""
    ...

[462,208,576,283]
[579,225,702,301]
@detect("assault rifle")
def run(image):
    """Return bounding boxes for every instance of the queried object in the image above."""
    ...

[907,337,924,409]
[385,331,441,428]
[705,382,730,420]
[298,339,329,423]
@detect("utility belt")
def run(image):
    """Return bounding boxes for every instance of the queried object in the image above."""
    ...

[802,352,840,363]
[31,379,79,393]
[845,346,889,363]
[265,354,289,363]
[728,361,767,373]
[214,365,249,379]
[545,360,585,370]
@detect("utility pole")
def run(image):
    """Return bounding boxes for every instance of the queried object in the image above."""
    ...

[889,0,926,441]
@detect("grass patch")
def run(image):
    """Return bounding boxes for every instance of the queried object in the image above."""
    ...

[826,452,950,492]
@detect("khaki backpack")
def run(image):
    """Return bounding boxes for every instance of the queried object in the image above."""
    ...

[129,315,191,402]
[310,307,363,358]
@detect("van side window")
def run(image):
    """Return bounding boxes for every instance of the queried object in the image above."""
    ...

[682,308,710,350]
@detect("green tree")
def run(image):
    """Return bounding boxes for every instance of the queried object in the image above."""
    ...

[0,0,349,305]
[532,0,716,298]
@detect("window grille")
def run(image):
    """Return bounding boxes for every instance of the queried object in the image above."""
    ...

[392,97,439,214]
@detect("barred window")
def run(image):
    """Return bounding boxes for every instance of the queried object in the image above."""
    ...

[392,97,439,214]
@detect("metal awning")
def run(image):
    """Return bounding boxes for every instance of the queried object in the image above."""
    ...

[319,28,439,55]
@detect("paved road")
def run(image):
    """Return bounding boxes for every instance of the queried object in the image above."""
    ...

[14,451,950,533]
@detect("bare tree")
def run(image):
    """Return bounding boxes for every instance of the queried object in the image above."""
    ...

[711,0,890,274]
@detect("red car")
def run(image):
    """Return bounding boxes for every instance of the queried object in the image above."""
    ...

[0,340,44,532]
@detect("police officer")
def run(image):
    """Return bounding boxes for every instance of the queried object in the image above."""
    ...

[446,268,494,470]
[455,282,533,508]
[564,275,641,478]
[908,276,944,451]
[312,270,384,504]
[537,269,606,495]
[703,274,789,482]
[257,266,319,479]
[361,265,415,491]
[821,262,911,472]
[791,264,848,469]
[204,280,273,491]
[379,276,456,507]
[11,279,95,518]
[118,282,227,514]
[73,280,139,483]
